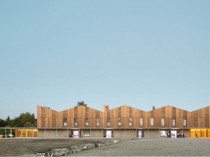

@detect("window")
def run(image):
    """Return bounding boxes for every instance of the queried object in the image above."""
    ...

[172,118,176,127]
[85,118,89,126]
[183,118,187,127]
[161,118,165,127]
[74,118,78,127]
[118,118,122,126]
[96,118,99,127]
[63,118,67,127]
[150,118,154,126]
[107,119,110,127]
[140,118,143,127]
[129,117,132,126]
[84,130,90,137]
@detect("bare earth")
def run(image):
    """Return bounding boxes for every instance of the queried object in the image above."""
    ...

[0,138,110,156]
[1,138,210,156]
[73,138,210,156]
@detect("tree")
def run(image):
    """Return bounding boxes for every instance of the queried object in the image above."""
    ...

[0,112,37,127]
[0,119,7,127]
[24,122,32,127]
[19,112,36,127]
[11,112,36,127]
[77,101,87,107]
[5,116,11,127]
[152,106,155,110]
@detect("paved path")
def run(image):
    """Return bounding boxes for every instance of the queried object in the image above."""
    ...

[73,138,210,156]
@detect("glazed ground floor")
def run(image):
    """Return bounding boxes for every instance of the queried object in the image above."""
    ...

[0,128,38,138]
[2,127,209,138]
[38,128,192,138]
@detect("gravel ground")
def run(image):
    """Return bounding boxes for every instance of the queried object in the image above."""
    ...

[1,138,210,156]
[73,138,210,156]
[0,138,110,156]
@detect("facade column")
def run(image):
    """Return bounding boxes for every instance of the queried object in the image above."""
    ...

[159,128,160,137]
[182,128,183,138]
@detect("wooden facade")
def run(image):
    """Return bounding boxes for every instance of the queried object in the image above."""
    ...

[37,105,210,138]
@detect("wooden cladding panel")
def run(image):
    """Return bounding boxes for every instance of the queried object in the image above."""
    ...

[172,107,176,118]
[41,117,45,127]
[85,107,88,118]
[129,107,132,117]
[58,112,63,127]
[205,107,209,127]
[74,107,78,118]
[161,107,165,117]
[187,112,191,127]
[63,110,67,118]
[118,107,121,118]
[48,109,52,128]
[52,110,56,128]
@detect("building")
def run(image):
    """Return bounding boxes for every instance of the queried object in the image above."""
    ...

[37,105,210,138]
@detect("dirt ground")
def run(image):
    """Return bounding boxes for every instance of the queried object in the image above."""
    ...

[1,138,210,156]
[0,138,110,156]
[74,138,210,156]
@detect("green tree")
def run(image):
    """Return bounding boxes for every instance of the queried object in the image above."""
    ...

[77,101,87,107]
[11,112,36,127]
[0,119,7,127]
[5,116,11,126]
[0,112,37,127]
[19,112,36,127]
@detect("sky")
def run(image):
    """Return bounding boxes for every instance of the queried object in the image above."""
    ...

[0,0,210,119]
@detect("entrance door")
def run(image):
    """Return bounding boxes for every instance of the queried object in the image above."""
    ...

[160,131,167,137]
[138,130,143,138]
[106,130,112,138]
[171,130,177,138]
[73,130,79,138]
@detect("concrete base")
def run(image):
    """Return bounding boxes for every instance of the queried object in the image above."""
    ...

[37,129,190,138]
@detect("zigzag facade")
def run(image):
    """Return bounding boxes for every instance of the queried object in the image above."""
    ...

[37,105,210,138]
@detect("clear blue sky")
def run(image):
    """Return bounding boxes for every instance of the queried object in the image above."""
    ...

[0,0,210,119]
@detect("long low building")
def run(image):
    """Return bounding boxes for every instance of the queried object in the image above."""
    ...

[37,105,210,138]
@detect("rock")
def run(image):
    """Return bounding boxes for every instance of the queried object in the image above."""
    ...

[36,139,122,157]
[81,144,88,150]
[81,143,95,150]
[98,143,104,147]
[111,140,119,144]
[94,142,101,147]
[104,142,111,146]
[79,145,84,151]
[36,152,46,157]
[70,145,80,153]
[87,143,95,149]
[51,148,69,156]
[109,141,114,145]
